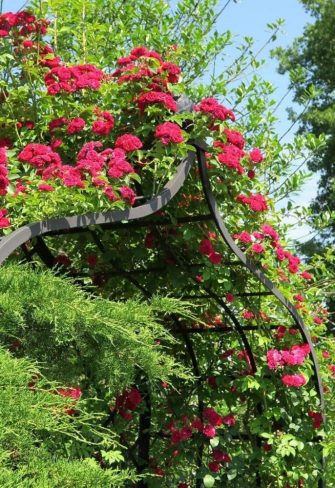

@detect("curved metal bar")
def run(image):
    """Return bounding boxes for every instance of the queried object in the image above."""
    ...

[196,143,326,486]
[0,151,196,266]
[196,144,325,407]
[200,285,257,372]
[152,227,258,373]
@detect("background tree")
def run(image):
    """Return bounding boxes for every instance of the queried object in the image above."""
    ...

[275,0,335,250]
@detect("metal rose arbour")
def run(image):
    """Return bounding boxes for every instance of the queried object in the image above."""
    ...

[0,133,325,487]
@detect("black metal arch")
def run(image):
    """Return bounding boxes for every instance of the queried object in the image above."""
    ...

[197,146,325,410]
[0,139,325,485]
[0,150,196,264]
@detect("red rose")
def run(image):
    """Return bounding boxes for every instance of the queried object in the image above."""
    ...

[92,119,114,135]
[38,183,54,192]
[224,128,245,149]
[115,134,143,152]
[212,449,231,462]
[301,271,313,280]
[236,193,268,212]
[203,407,223,427]
[249,148,264,163]
[202,425,216,438]
[222,414,236,426]
[267,349,284,370]
[308,411,323,429]
[119,186,136,205]
[199,239,214,256]
[251,243,265,254]
[137,91,177,112]
[281,374,307,387]
[155,122,184,145]
[67,117,86,134]
[208,462,221,473]
[18,143,62,168]
[0,208,10,228]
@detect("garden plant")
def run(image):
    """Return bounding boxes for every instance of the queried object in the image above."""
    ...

[0,5,334,488]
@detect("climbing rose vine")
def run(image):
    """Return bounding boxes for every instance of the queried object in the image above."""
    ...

[0,8,332,488]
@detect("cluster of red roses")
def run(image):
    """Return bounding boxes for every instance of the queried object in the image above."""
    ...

[236,192,268,212]
[0,10,329,485]
[137,90,178,112]
[44,64,105,95]
[18,143,62,168]
[197,219,313,292]
[208,449,232,473]
[167,407,234,475]
[280,373,307,388]
[0,10,48,38]
[155,121,184,145]
[233,222,314,288]
[0,21,194,229]
[169,407,235,445]
[261,316,313,388]
[112,45,181,116]
[275,325,299,340]
[234,223,278,250]
[211,128,263,176]
[267,343,311,370]
[14,137,142,205]
[48,111,115,139]
[113,46,181,85]
[56,386,82,416]
[194,96,264,182]
[194,97,235,123]
[112,387,143,421]
[199,236,223,265]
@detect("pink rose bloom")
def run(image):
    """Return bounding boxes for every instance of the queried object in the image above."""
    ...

[281,374,307,387]
[155,122,184,144]
[222,414,236,426]
[203,407,223,426]
[115,134,143,152]
[267,349,284,369]
[251,243,265,254]
[249,148,264,163]
[202,425,216,438]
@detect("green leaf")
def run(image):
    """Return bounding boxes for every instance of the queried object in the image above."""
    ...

[203,474,215,487]
[210,437,219,448]
[227,469,237,480]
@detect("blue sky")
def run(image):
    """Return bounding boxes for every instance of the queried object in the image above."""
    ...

[222,0,309,136]
[2,0,316,241]
[218,0,316,242]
